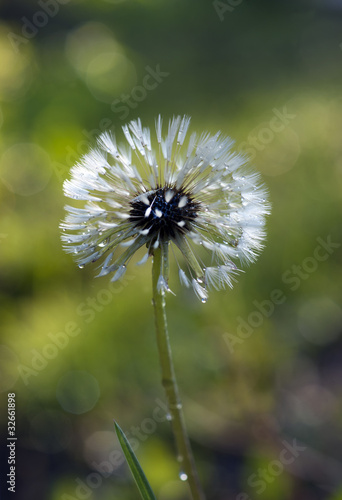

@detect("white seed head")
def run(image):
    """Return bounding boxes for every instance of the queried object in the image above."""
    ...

[61,115,270,300]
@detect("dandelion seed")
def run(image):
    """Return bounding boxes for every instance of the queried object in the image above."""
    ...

[60,115,270,299]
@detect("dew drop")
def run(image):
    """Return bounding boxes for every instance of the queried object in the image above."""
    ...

[78,264,85,269]
[175,403,183,410]
[201,298,207,304]
[166,413,172,422]
[179,472,188,481]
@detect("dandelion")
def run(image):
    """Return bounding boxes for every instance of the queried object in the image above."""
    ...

[61,115,270,301]
[60,116,270,500]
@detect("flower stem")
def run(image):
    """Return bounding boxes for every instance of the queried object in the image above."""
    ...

[152,246,206,500]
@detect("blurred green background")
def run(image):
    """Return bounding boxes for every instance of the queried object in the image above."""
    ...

[1,0,342,499]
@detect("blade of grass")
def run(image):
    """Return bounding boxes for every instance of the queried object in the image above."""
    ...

[114,421,157,500]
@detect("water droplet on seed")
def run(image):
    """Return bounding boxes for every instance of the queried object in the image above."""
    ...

[179,471,188,481]
[78,264,85,269]
[166,413,172,421]
[201,298,207,304]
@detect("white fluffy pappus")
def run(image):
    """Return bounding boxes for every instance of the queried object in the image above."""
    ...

[60,115,271,301]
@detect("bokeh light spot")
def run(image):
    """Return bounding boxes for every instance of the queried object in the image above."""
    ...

[0,143,52,196]
[298,297,342,345]
[289,384,336,427]
[0,25,33,101]
[0,345,20,392]
[56,370,100,414]
[84,430,118,468]
[65,22,137,102]
[86,52,137,103]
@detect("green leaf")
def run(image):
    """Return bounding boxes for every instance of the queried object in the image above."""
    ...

[114,421,157,500]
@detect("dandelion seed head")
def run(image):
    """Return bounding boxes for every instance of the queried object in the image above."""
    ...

[60,115,271,299]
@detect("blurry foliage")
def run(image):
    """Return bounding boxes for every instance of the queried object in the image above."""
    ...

[1,0,342,499]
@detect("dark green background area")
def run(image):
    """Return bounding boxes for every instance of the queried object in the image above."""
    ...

[1,1,342,499]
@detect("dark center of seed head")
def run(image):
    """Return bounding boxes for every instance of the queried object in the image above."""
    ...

[129,186,199,240]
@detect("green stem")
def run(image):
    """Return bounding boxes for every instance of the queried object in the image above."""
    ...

[152,246,206,500]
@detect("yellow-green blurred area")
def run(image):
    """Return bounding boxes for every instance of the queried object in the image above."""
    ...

[1,0,342,499]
